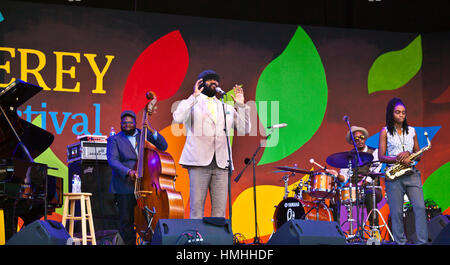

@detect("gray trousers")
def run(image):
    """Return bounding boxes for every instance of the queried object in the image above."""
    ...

[385,169,428,244]
[186,157,228,219]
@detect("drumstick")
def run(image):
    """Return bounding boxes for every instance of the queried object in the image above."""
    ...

[309,158,325,170]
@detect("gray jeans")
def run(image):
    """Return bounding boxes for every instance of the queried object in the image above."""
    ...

[385,168,428,244]
[186,158,228,219]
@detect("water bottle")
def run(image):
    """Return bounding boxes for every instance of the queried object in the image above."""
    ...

[72,174,81,193]
[110,126,116,136]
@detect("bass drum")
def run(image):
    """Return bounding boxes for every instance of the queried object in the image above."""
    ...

[272,197,334,232]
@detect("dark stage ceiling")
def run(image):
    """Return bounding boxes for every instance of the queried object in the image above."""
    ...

[9,0,450,33]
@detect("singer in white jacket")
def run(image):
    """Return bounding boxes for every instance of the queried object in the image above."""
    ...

[172,69,251,219]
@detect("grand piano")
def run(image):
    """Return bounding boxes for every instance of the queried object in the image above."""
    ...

[0,80,63,242]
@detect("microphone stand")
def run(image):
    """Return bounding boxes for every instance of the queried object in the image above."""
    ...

[343,117,364,241]
[235,129,273,245]
[219,93,234,227]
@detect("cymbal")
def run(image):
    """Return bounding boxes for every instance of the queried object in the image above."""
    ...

[326,151,373,168]
[274,166,313,175]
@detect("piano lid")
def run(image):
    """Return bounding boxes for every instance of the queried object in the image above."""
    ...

[0,80,43,110]
[0,80,54,160]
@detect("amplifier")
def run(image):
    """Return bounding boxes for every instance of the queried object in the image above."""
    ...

[67,141,107,163]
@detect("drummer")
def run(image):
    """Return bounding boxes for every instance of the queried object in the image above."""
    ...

[328,126,382,228]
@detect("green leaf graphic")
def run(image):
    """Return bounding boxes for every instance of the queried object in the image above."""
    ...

[423,162,450,212]
[255,26,328,166]
[368,35,422,94]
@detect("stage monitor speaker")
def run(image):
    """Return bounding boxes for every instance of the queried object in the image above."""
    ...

[267,220,347,245]
[431,215,450,245]
[68,160,118,231]
[405,214,449,244]
[6,220,72,245]
[151,217,233,245]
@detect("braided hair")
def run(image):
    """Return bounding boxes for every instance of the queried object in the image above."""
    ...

[385,97,409,136]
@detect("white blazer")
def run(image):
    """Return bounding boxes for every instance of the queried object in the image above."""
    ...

[173,93,251,170]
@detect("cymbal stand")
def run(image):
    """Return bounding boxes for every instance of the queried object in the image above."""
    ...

[343,116,367,241]
[345,160,357,240]
[281,172,295,200]
[340,205,355,238]
[344,183,356,239]
[345,159,366,242]
[364,176,394,244]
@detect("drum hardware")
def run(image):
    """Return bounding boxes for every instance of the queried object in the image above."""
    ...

[325,151,374,169]
[275,165,315,175]
[328,153,371,242]
[340,182,357,239]
[279,172,296,200]
[276,161,337,221]
[363,172,395,244]
[339,180,371,240]
[300,183,335,221]
[340,116,373,242]
[292,183,306,200]
[272,197,333,232]
[275,164,316,201]
[341,203,357,239]
[272,161,335,232]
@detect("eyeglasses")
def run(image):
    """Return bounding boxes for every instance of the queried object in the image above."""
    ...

[354,135,366,141]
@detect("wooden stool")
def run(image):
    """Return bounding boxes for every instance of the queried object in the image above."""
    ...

[61,193,96,245]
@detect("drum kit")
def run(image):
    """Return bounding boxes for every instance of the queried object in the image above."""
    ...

[271,150,394,244]
[272,165,334,232]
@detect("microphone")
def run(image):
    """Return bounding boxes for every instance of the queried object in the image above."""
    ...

[215,87,226,95]
[343,115,349,122]
[267,123,288,129]
[244,158,251,165]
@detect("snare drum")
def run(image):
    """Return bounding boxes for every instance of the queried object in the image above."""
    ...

[310,172,336,199]
[272,197,333,231]
[339,186,364,204]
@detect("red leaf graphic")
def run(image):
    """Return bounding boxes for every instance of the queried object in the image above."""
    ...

[122,30,189,112]
[432,85,450,104]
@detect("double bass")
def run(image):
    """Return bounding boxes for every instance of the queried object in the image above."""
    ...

[133,91,184,243]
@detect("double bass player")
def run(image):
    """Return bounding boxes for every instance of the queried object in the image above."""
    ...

[107,109,168,245]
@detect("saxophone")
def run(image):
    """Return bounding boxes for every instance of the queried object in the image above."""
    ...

[385,131,431,180]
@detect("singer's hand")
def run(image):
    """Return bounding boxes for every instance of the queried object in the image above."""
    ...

[231,84,244,105]
[193,79,204,98]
